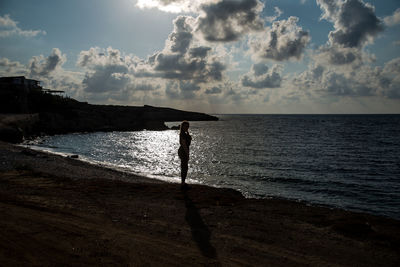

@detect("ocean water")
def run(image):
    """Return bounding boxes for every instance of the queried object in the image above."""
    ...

[28,115,400,219]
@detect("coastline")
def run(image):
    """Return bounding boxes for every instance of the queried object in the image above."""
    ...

[1,141,399,266]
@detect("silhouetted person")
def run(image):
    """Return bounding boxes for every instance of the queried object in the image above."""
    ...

[178,120,191,189]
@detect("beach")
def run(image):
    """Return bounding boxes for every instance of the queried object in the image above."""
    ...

[0,141,399,266]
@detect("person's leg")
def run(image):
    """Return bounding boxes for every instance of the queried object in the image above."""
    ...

[181,158,188,184]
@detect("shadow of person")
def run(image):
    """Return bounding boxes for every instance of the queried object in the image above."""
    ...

[184,190,218,259]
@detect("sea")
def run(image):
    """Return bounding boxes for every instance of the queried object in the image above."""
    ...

[26,114,400,220]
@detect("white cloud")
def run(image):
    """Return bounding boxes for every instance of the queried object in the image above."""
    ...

[135,0,214,13]
[291,56,400,99]
[384,8,400,26]
[0,14,46,38]
[0,57,25,76]
[265,7,283,23]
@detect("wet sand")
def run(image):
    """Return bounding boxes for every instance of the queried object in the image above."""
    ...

[0,141,399,266]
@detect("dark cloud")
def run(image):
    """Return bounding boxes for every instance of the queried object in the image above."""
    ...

[316,46,363,65]
[77,47,132,93]
[205,86,222,94]
[167,16,193,54]
[197,0,264,42]
[165,81,201,99]
[381,57,400,99]
[137,15,226,84]
[241,64,282,89]
[249,17,310,61]
[28,48,66,77]
[317,0,384,48]
[189,46,211,58]
[82,66,129,93]
[132,83,160,92]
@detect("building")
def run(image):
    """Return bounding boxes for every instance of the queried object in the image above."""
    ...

[0,76,65,113]
[0,76,42,90]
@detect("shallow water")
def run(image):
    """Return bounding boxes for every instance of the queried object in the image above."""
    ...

[28,114,400,219]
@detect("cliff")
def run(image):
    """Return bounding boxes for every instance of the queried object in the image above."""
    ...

[0,81,218,143]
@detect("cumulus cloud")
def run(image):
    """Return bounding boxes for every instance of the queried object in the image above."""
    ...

[384,8,400,26]
[137,15,226,85]
[165,80,201,99]
[0,58,25,75]
[292,56,400,99]
[380,57,400,98]
[205,86,222,94]
[77,47,133,93]
[197,0,264,42]
[28,48,66,77]
[75,13,228,102]
[241,63,282,88]
[317,0,384,48]
[249,16,310,61]
[166,15,194,54]
[0,14,46,38]
[314,45,367,66]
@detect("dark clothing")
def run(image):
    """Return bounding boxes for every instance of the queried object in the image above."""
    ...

[180,131,192,148]
[179,131,191,184]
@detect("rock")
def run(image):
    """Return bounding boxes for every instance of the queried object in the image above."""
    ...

[69,154,79,159]
[170,125,180,130]
[0,124,23,143]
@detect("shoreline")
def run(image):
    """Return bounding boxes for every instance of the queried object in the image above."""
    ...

[1,141,399,266]
[21,139,399,221]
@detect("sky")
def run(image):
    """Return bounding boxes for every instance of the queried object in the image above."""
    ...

[1,0,400,114]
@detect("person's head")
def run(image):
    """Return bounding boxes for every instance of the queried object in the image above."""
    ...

[180,121,189,133]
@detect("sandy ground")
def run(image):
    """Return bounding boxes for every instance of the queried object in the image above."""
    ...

[0,141,399,266]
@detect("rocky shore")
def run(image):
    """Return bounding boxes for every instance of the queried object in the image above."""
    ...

[0,104,217,143]
[1,79,218,142]
[0,141,399,266]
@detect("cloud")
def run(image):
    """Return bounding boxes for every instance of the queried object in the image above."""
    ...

[241,63,282,88]
[136,0,213,13]
[0,57,25,75]
[136,15,226,83]
[196,0,264,42]
[292,56,400,99]
[28,48,66,77]
[165,80,201,99]
[249,16,310,61]
[131,82,160,92]
[384,8,400,26]
[265,7,283,23]
[0,14,46,38]
[205,86,222,94]
[314,45,366,66]
[381,57,400,98]
[317,0,384,48]
[166,15,194,54]
[77,47,133,93]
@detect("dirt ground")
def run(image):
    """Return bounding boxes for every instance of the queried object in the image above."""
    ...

[0,141,399,266]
